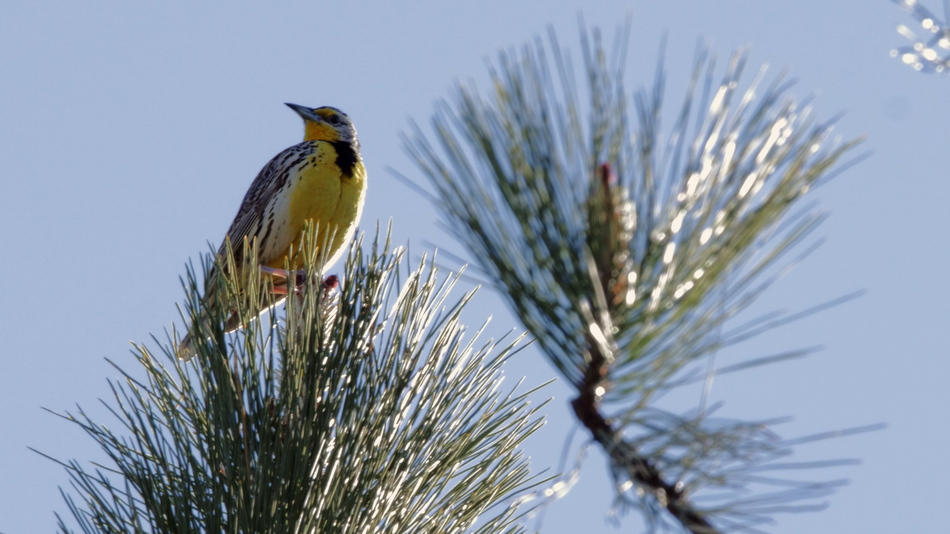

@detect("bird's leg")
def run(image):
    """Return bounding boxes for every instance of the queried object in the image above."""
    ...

[259,266,309,295]
[259,266,299,279]
[258,266,334,295]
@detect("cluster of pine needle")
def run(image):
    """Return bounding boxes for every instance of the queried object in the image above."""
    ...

[47,228,545,533]
[405,26,867,533]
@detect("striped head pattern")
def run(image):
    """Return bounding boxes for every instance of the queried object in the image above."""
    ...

[285,103,359,147]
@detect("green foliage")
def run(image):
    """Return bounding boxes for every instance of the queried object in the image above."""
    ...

[405,25,867,533]
[45,228,546,533]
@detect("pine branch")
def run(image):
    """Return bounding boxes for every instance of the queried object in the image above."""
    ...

[42,226,547,533]
[572,319,716,534]
[404,24,869,533]
[890,0,950,73]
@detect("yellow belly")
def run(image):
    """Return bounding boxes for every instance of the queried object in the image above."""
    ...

[262,144,366,272]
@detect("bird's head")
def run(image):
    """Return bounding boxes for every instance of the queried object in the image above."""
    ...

[286,103,359,146]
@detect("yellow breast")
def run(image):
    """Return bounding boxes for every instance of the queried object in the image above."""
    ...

[261,141,366,271]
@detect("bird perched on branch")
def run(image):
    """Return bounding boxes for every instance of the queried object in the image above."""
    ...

[177,103,367,360]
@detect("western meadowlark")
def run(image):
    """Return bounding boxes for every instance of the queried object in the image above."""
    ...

[177,103,367,360]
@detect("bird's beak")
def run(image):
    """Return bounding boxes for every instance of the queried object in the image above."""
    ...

[285,102,321,122]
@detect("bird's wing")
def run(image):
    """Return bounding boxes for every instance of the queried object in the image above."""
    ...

[218,142,313,262]
[200,142,315,299]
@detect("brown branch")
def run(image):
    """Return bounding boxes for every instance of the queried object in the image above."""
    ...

[571,344,719,534]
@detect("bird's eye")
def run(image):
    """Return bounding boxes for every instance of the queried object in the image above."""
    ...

[329,115,342,126]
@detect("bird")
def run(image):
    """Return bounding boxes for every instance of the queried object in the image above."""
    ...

[177,103,367,360]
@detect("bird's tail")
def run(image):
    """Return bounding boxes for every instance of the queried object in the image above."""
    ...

[176,332,198,361]
[176,311,252,361]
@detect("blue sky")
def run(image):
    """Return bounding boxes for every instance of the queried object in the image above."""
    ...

[1,2,947,532]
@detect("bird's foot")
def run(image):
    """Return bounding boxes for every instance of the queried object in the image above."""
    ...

[259,267,338,295]
[260,266,307,294]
